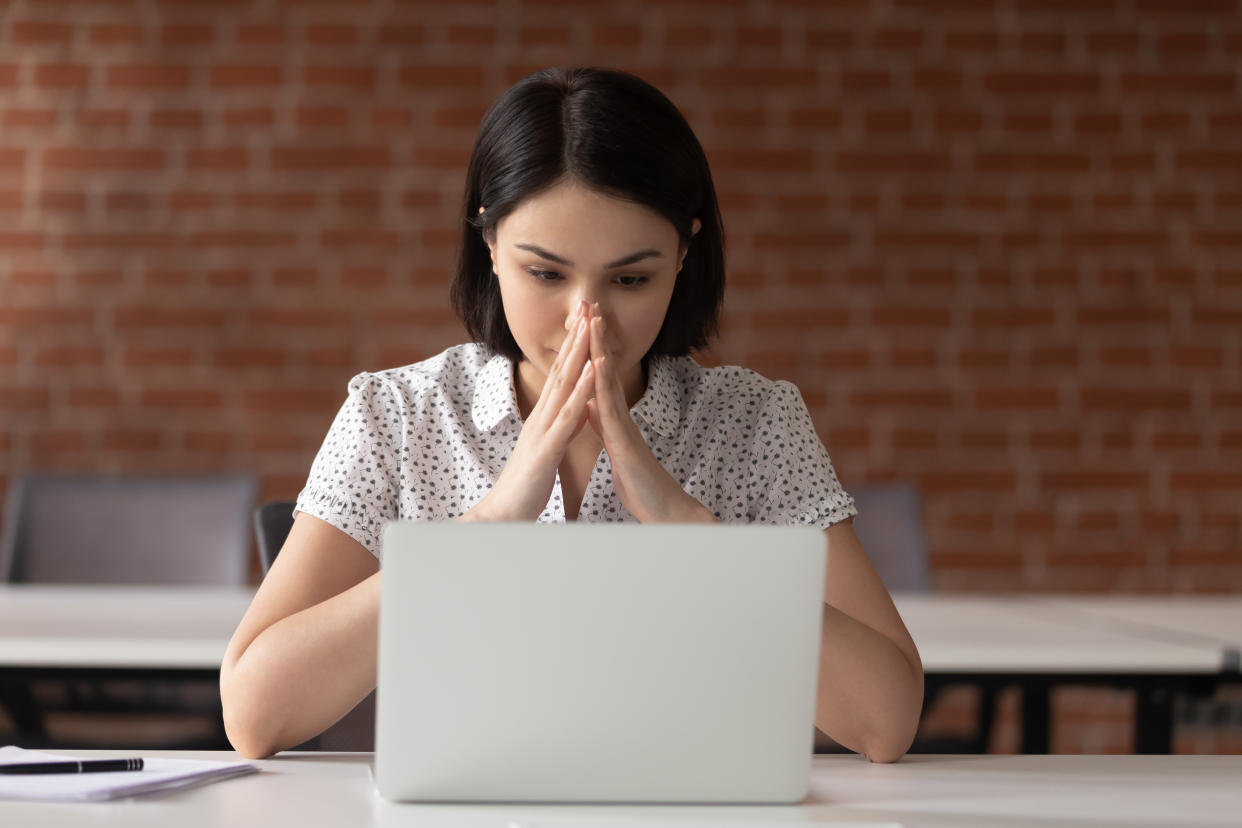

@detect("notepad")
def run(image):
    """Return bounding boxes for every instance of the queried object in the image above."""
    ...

[0,746,257,801]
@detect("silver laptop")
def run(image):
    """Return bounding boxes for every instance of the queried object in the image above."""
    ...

[374,522,827,804]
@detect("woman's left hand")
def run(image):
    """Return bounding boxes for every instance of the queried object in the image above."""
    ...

[584,306,716,524]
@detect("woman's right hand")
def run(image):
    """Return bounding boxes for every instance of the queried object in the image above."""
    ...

[461,301,597,521]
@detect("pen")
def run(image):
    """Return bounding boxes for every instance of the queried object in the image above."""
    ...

[0,758,144,775]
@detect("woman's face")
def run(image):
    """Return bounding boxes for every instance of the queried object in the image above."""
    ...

[486,180,699,412]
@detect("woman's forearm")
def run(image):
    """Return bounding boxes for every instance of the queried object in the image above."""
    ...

[221,572,381,758]
[814,602,924,763]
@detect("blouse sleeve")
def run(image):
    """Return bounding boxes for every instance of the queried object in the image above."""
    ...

[750,381,857,529]
[294,372,405,559]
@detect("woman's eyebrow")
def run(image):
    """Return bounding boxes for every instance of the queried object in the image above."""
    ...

[514,243,663,269]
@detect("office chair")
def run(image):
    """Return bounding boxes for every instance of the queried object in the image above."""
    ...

[0,472,258,749]
[840,481,997,754]
[253,500,376,751]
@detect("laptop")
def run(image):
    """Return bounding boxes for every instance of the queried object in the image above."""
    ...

[374,522,828,804]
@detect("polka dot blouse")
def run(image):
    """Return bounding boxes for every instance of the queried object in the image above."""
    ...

[294,343,857,560]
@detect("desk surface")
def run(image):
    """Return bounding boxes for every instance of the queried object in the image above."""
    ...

[2,586,1239,675]
[0,750,1238,827]
[0,585,254,668]
[893,595,1231,673]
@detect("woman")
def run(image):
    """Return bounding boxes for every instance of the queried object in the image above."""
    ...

[220,66,923,761]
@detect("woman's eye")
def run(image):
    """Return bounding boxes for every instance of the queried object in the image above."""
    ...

[525,268,647,288]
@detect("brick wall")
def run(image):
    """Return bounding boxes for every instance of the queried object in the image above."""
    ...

[2,0,1240,597]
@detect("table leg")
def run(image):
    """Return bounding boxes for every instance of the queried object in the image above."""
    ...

[1022,684,1050,754]
[1136,686,1173,754]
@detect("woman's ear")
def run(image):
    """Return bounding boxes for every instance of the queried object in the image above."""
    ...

[677,218,702,272]
[479,206,498,271]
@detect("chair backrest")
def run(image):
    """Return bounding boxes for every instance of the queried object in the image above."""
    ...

[848,481,931,593]
[0,472,258,585]
[253,500,297,574]
[251,499,376,751]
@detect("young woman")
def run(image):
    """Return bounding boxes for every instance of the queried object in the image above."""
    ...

[220,67,923,762]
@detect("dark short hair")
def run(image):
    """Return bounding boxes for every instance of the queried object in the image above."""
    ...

[450,67,726,362]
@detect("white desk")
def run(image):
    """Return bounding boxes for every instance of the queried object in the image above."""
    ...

[1034,597,1242,664]
[893,595,1241,754]
[0,586,254,669]
[2,587,1238,755]
[893,595,1228,673]
[0,750,1239,827]
[2,587,1230,675]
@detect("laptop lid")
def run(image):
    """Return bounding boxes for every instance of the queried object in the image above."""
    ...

[375,522,827,804]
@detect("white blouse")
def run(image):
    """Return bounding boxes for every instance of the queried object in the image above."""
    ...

[295,343,857,560]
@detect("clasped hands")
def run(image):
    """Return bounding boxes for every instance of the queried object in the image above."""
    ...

[470,300,716,524]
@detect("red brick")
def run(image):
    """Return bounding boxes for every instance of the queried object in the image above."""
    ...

[710,149,814,172]
[945,30,998,52]
[852,388,955,408]
[874,28,923,49]
[1142,111,1192,132]
[1177,150,1242,171]
[210,65,282,87]
[271,147,390,170]
[1041,470,1148,490]
[1003,111,1054,133]
[107,63,191,89]
[1077,306,1170,326]
[983,71,1099,95]
[591,24,642,48]
[305,24,358,46]
[789,107,842,129]
[34,63,89,88]
[298,107,350,128]
[1080,388,1192,411]
[522,26,571,47]
[12,22,74,45]
[1123,73,1236,95]
[974,152,1091,173]
[186,148,249,171]
[242,389,342,411]
[305,65,376,89]
[974,387,1060,410]
[872,307,951,327]
[236,25,285,46]
[1019,31,1068,53]
[1169,473,1242,491]
[700,67,818,89]
[838,151,952,172]
[864,109,914,132]
[101,430,165,452]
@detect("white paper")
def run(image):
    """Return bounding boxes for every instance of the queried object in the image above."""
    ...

[0,745,258,801]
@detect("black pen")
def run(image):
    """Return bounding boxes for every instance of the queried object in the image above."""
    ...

[0,758,144,775]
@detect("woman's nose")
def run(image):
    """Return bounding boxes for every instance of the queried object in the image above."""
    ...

[564,298,602,331]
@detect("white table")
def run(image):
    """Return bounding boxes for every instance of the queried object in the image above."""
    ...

[0,585,255,669]
[893,595,1241,754]
[1034,597,1242,664]
[2,587,1238,755]
[0,586,254,747]
[1,750,1239,827]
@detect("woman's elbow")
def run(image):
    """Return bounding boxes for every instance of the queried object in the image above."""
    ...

[865,660,923,764]
[220,666,281,759]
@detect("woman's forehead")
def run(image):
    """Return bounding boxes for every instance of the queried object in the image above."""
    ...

[498,182,676,246]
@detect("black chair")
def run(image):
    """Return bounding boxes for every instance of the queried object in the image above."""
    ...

[0,472,257,749]
[253,500,297,576]
[252,500,376,750]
